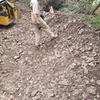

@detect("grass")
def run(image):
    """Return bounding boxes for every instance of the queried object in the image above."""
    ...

[58,4,69,12]
[23,0,30,6]
[58,7,67,12]
[21,0,30,10]
[88,15,100,28]
[59,4,100,28]
[81,14,100,28]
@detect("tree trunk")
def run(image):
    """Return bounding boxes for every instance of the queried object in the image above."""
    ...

[91,3,100,15]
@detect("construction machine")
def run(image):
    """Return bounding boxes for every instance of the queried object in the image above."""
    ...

[0,0,17,26]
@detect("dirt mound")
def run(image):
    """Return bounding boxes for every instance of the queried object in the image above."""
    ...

[0,2,100,100]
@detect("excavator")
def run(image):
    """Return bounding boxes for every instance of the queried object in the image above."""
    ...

[0,0,17,26]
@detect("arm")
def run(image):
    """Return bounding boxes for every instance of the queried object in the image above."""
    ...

[33,13,40,24]
[32,1,41,29]
[33,13,41,29]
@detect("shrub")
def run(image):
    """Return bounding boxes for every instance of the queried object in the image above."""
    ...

[47,0,66,10]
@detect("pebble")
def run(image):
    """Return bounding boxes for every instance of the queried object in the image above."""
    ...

[0,60,2,63]
[19,50,23,54]
[47,89,55,97]
[9,95,14,100]
[31,90,38,97]
[97,94,100,98]
[78,29,84,34]
[88,62,94,66]
[87,46,93,51]
[82,66,88,75]
[90,79,95,83]
[98,58,100,63]
[18,93,22,96]
[62,79,70,85]
[14,56,20,60]
[82,93,89,99]
[67,36,72,40]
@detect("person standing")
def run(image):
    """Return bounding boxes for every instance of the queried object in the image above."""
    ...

[30,0,57,47]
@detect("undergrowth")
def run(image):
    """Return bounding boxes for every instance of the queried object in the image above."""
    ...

[81,14,100,28]
[22,0,30,9]
[22,0,100,28]
[88,15,100,28]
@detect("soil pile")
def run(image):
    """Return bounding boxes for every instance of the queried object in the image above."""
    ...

[0,1,100,100]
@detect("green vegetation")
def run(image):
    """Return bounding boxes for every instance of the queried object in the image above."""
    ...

[88,15,100,28]
[80,14,100,28]
[58,0,100,28]
[22,0,30,8]
[47,0,66,10]
[22,0,30,5]
[58,5,68,12]
[22,0,100,28]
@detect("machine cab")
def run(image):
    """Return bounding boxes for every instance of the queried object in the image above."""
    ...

[0,0,17,26]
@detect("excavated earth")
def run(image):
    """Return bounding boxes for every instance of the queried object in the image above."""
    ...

[0,1,100,100]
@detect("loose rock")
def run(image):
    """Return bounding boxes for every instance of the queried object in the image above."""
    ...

[86,86,96,94]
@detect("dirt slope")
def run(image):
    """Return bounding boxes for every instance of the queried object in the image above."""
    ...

[0,1,100,100]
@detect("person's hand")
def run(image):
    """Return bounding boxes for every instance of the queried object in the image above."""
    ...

[37,23,41,29]
[40,14,44,19]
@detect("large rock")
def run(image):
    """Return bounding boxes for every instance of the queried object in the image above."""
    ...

[86,86,96,94]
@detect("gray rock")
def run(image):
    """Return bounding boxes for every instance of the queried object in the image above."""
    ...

[86,57,94,63]
[31,90,38,97]
[61,79,71,85]
[86,86,96,94]
[96,80,100,86]
[84,79,89,84]
[67,36,72,40]
[98,58,100,63]
[88,62,94,67]
[9,95,14,100]
[0,60,2,63]
[90,79,95,83]
[74,50,79,57]
[14,56,20,60]
[82,66,88,75]
[87,46,93,51]
[18,50,23,54]
[18,93,21,96]
[82,93,89,99]
[47,89,55,97]
[78,29,84,34]
[97,94,100,98]
[80,47,86,53]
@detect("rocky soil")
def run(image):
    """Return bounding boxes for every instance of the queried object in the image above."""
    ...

[0,1,100,100]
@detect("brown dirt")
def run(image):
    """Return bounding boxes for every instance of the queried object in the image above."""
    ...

[0,1,100,100]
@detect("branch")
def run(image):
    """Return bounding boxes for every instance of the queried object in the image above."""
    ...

[91,3,100,15]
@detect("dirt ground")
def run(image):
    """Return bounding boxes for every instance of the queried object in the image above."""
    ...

[0,1,100,100]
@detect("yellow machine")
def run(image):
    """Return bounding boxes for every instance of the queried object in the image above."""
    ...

[0,0,17,26]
